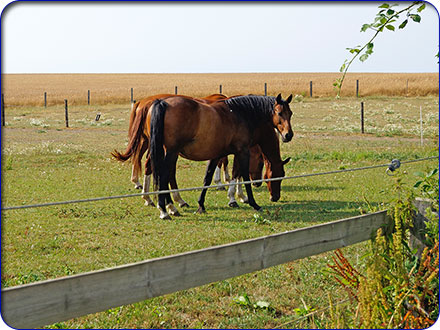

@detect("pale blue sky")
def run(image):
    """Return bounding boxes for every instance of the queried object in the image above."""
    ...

[1,1,439,73]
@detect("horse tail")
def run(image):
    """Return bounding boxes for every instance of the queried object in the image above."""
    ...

[111,101,146,164]
[149,99,168,188]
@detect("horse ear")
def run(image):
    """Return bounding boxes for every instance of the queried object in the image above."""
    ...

[286,94,293,103]
[282,157,291,165]
[276,93,282,104]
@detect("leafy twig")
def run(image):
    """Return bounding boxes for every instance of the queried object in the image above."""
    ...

[334,2,426,98]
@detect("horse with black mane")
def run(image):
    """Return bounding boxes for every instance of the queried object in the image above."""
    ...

[148,93,293,219]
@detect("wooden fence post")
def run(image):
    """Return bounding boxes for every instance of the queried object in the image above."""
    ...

[219,84,222,94]
[264,83,267,96]
[309,81,313,98]
[356,79,359,98]
[175,86,178,95]
[2,94,5,127]
[64,99,69,128]
[361,102,364,134]
[44,92,47,108]
[88,90,90,105]
[130,88,133,103]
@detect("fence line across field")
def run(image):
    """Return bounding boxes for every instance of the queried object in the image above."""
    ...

[2,156,437,211]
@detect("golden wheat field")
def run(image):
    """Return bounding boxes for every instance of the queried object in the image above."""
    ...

[1,72,438,106]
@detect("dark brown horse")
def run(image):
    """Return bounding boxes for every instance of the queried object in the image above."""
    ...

[148,94,293,219]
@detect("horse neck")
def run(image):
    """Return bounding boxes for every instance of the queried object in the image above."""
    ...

[254,124,282,166]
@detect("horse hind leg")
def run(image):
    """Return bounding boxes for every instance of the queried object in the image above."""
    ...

[132,139,149,190]
[131,166,143,190]
[169,160,189,208]
[142,174,155,207]
[142,157,155,207]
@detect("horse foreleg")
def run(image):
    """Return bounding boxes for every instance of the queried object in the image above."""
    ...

[237,152,261,211]
[227,157,240,208]
[214,158,227,190]
[197,158,221,214]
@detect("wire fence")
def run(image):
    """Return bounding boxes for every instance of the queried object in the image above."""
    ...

[1,156,437,211]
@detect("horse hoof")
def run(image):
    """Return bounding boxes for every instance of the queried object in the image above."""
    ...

[196,207,205,214]
[171,210,181,217]
[216,186,226,191]
[144,200,156,207]
[160,214,172,220]
[135,185,143,190]
[228,201,239,208]
[180,202,190,208]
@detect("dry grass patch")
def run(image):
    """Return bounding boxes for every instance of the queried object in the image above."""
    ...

[2,73,438,106]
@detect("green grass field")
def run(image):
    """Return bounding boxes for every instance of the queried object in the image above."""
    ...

[1,96,438,328]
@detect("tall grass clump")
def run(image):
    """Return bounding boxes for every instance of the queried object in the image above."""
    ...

[327,168,439,328]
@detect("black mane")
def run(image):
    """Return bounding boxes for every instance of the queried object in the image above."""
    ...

[224,95,275,128]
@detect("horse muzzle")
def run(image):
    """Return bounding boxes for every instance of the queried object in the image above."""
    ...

[282,131,293,142]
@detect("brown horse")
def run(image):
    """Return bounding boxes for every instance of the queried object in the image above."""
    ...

[113,94,268,209]
[148,94,293,219]
[112,93,228,208]
[114,93,227,190]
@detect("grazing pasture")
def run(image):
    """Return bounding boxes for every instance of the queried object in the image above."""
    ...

[1,73,438,328]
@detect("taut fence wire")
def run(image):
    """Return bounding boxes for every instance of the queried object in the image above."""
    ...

[2,156,437,211]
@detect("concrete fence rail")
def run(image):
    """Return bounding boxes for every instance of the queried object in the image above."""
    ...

[1,211,391,328]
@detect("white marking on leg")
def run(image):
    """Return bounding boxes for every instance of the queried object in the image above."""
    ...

[228,179,237,204]
[131,166,142,189]
[157,204,171,220]
[236,178,248,203]
[214,166,221,184]
[142,174,155,206]
[166,203,180,216]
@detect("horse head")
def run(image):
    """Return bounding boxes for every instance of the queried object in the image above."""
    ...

[273,94,293,142]
[264,157,291,202]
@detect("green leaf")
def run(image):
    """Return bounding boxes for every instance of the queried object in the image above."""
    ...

[359,54,369,62]
[385,24,395,31]
[414,181,423,188]
[366,43,374,55]
[417,3,426,12]
[399,19,408,29]
[380,17,388,25]
[427,168,438,178]
[361,23,370,32]
[410,14,421,23]
[386,9,395,15]
[378,3,390,8]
